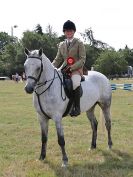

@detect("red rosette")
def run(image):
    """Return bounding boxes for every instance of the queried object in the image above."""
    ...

[67,57,75,65]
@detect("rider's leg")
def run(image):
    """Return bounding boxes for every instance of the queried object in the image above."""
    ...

[70,74,81,117]
[71,74,81,90]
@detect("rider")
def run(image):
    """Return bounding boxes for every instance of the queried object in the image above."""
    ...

[52,20,86,116]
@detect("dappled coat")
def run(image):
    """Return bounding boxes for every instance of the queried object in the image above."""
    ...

[52,38,86,75]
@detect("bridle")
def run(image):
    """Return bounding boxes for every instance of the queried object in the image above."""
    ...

[27,56,43,83]
[26,55,66,119]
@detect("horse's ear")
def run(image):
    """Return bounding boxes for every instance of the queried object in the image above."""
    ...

[39,48,43,56]
[24,48,30,56]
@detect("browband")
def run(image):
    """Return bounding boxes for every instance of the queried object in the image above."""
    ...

[27,56,42,60]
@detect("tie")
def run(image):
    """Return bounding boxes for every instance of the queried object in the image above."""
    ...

[67,42,71,48]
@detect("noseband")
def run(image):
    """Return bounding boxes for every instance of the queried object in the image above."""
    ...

[27,56,43,83]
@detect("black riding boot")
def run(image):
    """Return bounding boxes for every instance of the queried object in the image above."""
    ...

[70,86,81,117]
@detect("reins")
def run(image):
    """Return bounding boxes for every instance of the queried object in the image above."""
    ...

[34,69,56,96]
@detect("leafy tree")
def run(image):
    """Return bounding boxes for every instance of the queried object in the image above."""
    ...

[85,44,102,69]
[58,35,66,42]
[13,43,26,74]
[120,45,133,66]
[80,28,114,70]
[0,40,25,76]
[1,43,17,75]
[81,28,113,49]
[46,24,57,37]
[22,30,59,61]
[0,25,132,78]
[0,54,5,75]
[0,32,12,52]
[22,31,42,50]
[34,24,43,35]
[94,50,128,76]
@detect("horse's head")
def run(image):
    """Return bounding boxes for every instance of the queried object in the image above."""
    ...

[24,48,43,94]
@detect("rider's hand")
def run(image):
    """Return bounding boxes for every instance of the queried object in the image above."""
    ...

[69,66,72,72]
[65,66,71,72]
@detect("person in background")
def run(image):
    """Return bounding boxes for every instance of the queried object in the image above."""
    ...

[22,72,26,81]
[15,72,19,83]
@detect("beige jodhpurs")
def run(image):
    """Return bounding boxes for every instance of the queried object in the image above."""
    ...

[71,74,81,90]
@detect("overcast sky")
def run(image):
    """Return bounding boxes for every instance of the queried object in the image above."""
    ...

[0,0,133,49]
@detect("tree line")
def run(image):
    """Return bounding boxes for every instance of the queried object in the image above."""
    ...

[0,24,133,77]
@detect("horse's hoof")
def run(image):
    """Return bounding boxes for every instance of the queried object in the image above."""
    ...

[39,155,45,161]
[61,161,68,168]
[108,142,113,150]
[90,145,96,150]
[88,147,96,151]
[108,146,112,150]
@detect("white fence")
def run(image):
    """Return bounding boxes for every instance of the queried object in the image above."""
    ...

[111,84,133,91]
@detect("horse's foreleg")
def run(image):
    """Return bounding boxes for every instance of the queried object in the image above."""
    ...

[86,106,98,149]
[39,116,49,160]
[55,120,68,167]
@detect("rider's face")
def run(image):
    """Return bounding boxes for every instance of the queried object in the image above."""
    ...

[64,30,75,39]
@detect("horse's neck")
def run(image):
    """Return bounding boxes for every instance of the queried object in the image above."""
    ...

[41,56,55,82]
[37,56,63,98]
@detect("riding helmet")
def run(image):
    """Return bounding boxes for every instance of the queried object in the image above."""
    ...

[63,20,76,32]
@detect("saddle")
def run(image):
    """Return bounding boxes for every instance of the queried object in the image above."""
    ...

[62,73,85,99]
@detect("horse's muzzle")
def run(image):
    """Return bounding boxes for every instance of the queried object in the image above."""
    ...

[25,84,34,94]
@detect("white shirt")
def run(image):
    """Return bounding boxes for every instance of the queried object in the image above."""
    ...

[66,38,74,44]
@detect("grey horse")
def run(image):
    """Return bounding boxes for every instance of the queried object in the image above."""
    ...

[24,48,113,167]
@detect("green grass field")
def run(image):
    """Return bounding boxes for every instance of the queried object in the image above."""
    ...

[0,80,133,177]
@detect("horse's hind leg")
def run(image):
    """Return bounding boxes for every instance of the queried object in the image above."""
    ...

[99,102,113,149]
[86,105,98,149]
